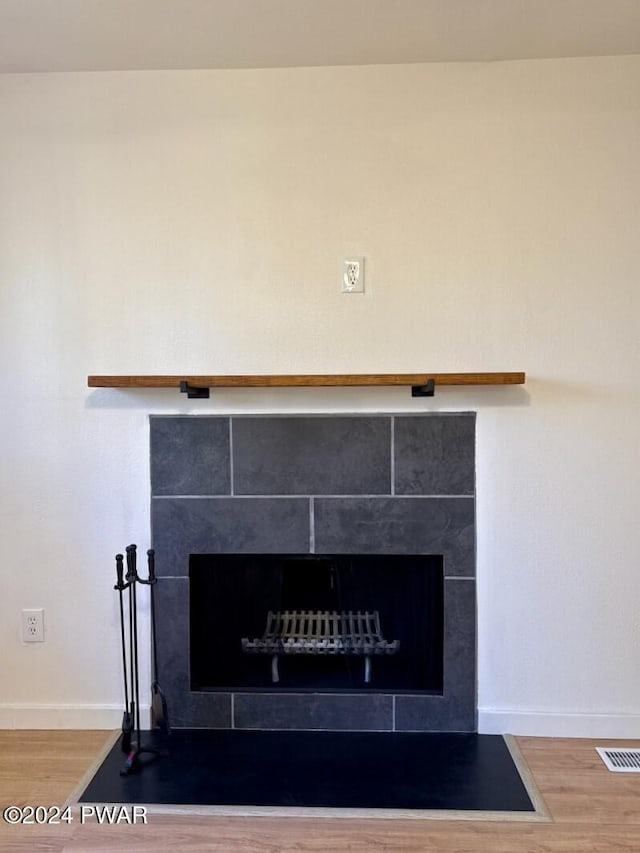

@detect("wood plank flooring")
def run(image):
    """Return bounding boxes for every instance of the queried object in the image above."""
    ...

[1,731,639,852]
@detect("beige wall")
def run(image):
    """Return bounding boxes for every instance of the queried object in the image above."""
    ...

[0,56,638,734]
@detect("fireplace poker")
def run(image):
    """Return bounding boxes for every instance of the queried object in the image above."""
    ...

[122,545,140,772]
[131,545,142,736]
[114,553,132,753]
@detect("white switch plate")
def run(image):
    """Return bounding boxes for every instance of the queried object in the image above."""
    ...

[342,257,365,293]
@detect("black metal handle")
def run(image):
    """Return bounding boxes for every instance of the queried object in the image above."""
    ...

[147,549,156,584]
[131,544,137,580]
[114,553,125,590]
[125,544,136,583]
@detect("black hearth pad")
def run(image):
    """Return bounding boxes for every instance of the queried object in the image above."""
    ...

[79,729,534,812]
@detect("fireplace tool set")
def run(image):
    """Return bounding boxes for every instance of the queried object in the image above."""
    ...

[114,544,170,775]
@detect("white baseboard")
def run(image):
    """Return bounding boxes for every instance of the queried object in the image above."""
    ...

[0,704,150,730]
[479,708,640,739]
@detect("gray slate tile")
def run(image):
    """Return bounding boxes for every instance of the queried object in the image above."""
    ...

[150,416,230,496]
[232,416,391,495]
[314,497,475,576]
[394,414,475,496]
[234,693,393,731]
[152,497,311,575]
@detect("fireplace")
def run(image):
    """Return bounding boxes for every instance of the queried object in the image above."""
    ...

[151,413,476,732]
[190,553,444,692]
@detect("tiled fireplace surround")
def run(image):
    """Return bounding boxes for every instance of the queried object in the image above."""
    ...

[151,413,476,732]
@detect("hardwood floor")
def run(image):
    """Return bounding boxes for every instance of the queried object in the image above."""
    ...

[1,731,639,851]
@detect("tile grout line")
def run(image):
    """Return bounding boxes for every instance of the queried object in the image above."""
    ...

[390,415,395,495]
[228,417,235,496]
[153,494,475,500]
[309,497,315,553]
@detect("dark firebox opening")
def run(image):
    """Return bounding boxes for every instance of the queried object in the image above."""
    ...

[190,554,444,693]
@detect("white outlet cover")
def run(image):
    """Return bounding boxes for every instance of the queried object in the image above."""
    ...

[21,608,44,643]
[342,257,365,293]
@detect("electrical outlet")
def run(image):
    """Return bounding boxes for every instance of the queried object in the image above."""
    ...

[21,608,44,643]
[342,257,365,293]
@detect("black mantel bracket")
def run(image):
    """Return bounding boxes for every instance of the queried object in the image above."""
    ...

[179,381,210,399]
[411,379,435,397]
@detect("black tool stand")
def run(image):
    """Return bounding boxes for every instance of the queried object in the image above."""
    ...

[114,545,166,776]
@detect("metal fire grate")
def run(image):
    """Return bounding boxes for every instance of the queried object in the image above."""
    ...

[242,609,400,684]
[596,747,640,772]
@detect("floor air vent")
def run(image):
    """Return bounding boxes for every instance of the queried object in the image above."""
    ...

[596,747,640,772]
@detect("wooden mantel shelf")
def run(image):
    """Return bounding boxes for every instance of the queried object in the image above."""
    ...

[88,372,525,399]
